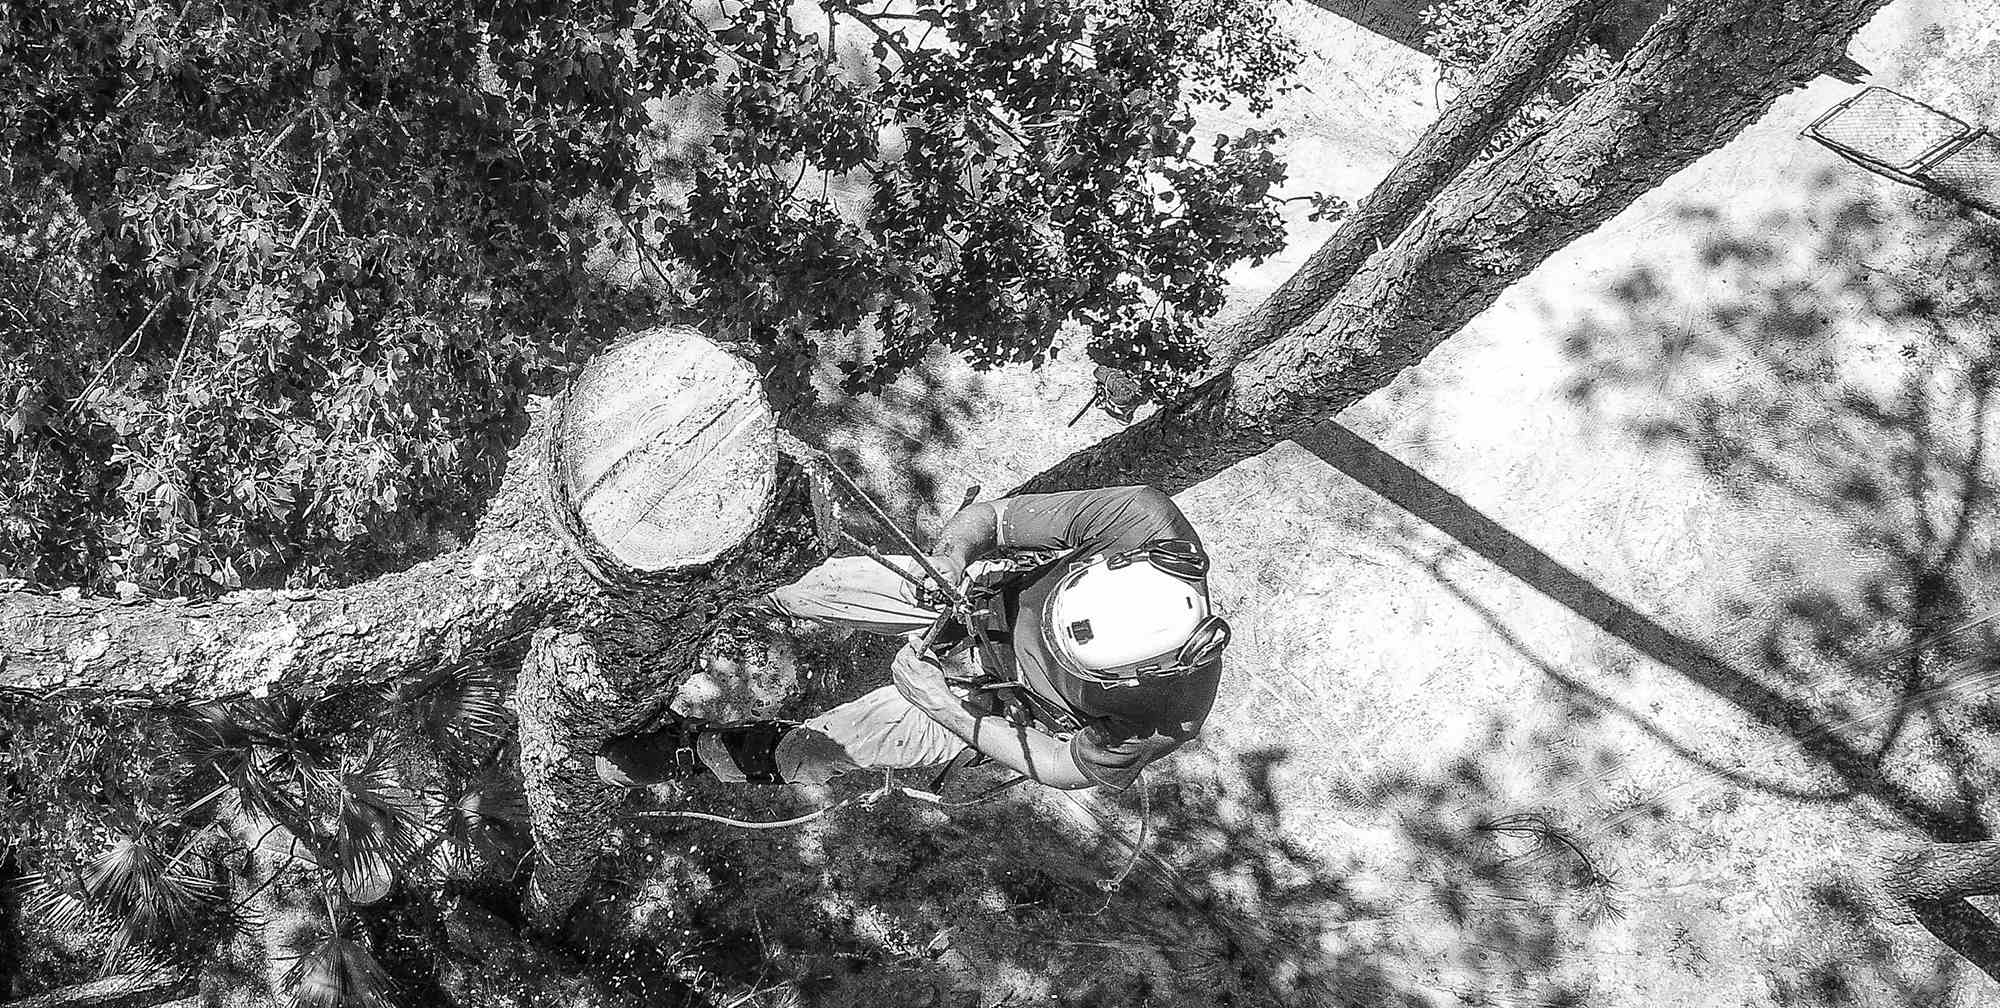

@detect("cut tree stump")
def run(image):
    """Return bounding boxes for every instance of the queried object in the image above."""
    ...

[520,326,826,924]
[549,330,778,578]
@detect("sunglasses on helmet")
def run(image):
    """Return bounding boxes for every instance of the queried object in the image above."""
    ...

[1104,537,1210,581]
[1082,614,1231,686]
[1175,614,1231,669]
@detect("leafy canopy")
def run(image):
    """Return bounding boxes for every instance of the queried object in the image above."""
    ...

[0,0,1302,596]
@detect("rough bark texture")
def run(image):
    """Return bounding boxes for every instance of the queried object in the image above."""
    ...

[1017,0,1893,496]
[516,628,626,925]
[0,328,828,936]
[0,415,585,702]
[515,445,827,925]
[1206,0,1617,369]
[514,327,828,926]
[0,972,196,1008]
[1877,836,2000,904]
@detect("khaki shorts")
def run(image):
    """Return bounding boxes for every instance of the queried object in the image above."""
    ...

[709,555,977,785]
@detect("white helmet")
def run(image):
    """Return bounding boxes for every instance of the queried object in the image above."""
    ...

[1042,539,1229,686]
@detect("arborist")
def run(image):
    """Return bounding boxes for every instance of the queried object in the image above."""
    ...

[594,484,1230,792]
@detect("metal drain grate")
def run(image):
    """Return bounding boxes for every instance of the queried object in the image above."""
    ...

[1804,86,2000,215]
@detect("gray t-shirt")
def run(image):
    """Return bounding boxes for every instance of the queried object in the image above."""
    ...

[989,485,1223,789]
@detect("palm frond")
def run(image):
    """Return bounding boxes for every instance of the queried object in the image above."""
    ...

[236,754,327,844]
[409,665,514,762]
[175,696,344,766]
[448,779,531,827]
[172,702,261,754]
[427,777,531,879]
[82,836,221,968]
[32,833,221,972]
[334,747,432,904]
[18,872,95,934]
[172,696,345,845]
[283,913,398,1008]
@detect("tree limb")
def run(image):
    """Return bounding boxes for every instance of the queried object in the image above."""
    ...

[1877,836,2000,903]
[1,970,195,1008]
[1206,0,1617,369]
[0,413,584,704]
[1019,0,1892,496]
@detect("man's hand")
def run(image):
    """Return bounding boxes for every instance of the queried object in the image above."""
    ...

[893,635,1096,790]
[925,503,995,588]
[916,553,967,609]
[891,638,952,705]
[928,552,968,589]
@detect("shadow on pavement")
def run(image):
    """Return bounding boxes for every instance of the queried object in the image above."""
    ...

[1507,180,2000,1003]
[579,719,1645,1008]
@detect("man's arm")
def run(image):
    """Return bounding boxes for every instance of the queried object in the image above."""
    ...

[890,640,1095,790]
[988,486,1198,556]
[926,502,999,586]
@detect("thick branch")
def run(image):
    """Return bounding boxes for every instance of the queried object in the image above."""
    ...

[1,971,195,1008]
[1877,837,2000,903]
[516,629,626,925]
[0,416,585,703]
[0,553,567,704]
[516,327,832,925]
[1207,0,1616,368]
[1021,0,1891,495]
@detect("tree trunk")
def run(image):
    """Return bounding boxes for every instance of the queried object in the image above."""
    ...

[1019,0,1891,496]
[516,327,829,926]
[1,328,828,934]
[0,417,584,701]
[1206,0,1617,369]
[0,972,196,1008]
[516,629,629,926]
[1876,836,2000,904]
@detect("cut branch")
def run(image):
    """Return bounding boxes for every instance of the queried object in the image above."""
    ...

[515,327,830,925]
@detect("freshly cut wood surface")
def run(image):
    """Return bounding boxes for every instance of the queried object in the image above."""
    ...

[554,327,776,573]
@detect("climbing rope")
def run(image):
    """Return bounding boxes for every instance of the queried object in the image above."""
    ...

[621,772,1030,832]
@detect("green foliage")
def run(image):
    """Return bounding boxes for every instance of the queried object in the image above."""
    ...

[2,0,1306,995]
[22,831,219,972]
[2,681,529,997]
[282,904,399,1008]
[1,0,1301,596]
[1420,0,1616,150]
[670,0,1304,400]
[0,697,232,975]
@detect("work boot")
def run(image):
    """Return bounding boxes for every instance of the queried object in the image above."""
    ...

[595,712,713,786]
[596,715,803,787]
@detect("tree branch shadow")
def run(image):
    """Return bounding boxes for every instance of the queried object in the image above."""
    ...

[1518,179,2000,1001]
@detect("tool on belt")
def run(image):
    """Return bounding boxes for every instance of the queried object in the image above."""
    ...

[797,445,1089,754]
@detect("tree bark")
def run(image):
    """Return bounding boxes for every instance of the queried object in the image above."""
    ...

[1206,0,1617,369]
[0,972,196,1008]
[513,327,830,926]
[512,445,823,927]
[0,417,584,702]
[1876,836,2000,904]
[1019,0,1892,496]
[515,629,627,926]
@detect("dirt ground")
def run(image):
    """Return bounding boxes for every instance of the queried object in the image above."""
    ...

[617,3,2000,1007]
